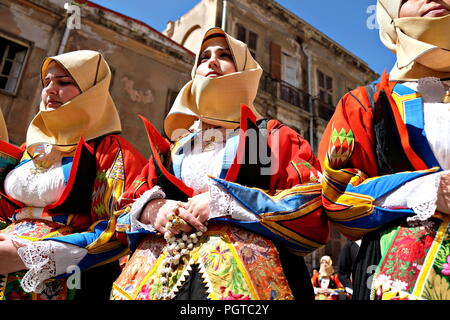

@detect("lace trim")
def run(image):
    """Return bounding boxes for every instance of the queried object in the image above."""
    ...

[208,181,232,218]
[181,141,224,194]
[11,236,87,293]
[129,186,166,232]
[416,77,448,103]
[13,237,56,293]
[376,172,443,222]
[407,172,443,222]
[208,180,258,221]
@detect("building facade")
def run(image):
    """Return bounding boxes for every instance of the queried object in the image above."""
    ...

[163,0,379,270]
[0,0,194,156]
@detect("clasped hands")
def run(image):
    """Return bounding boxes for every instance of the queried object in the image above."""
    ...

[140,192,210,236]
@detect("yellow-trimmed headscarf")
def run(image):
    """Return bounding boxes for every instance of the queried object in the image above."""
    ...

[164,27,263,141]
[26,50,122,147]
[377,0,450,81]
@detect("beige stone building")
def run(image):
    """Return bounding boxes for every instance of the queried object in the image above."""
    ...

[164,0,379,270]
[0,0,194,156]
[1,0,379,272]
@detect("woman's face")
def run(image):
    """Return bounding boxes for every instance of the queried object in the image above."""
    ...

[41,61,81,111]
[321,259,331,267]
[399,0,450,18]
[196,36,237,78]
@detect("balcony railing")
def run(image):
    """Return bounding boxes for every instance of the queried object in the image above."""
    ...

[315,99,335,121]
[260,71,277,97]
[259,72,335,121]
[280,80,310,113]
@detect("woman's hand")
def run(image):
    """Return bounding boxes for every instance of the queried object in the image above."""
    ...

[0,234,26,274]
[140,199,200,235]
[178,192,210,232]
[437,173,450,214]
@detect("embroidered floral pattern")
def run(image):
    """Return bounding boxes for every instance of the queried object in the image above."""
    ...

[239,240,270,264]
[0,220,75,300]
[2,271,69,300]
[111,223,293,300]
[372,220,450,300]
[373,274,412,300]
[421,228,450,300]
[220,286,251,300]
[374,221,437,295]
[442,256,450,276]
[203,245,230,271]
[2,219,73,240]
[422,268,450,300]
[113,234,165,298]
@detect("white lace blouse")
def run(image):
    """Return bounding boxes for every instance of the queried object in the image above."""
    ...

[375,78,450,221]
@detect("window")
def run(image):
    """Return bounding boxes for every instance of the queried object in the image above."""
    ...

[281,52,299,88]
[316,70,335,120]
[235,24,258,58]
[236,24,246,43]
[270,42,281,80]
[0,35,29,95]
[317,70,333,106]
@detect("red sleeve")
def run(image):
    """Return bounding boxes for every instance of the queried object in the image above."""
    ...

[268,120,321,190]
[318,86,379,177]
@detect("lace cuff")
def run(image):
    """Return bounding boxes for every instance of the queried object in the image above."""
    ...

[376,171,446,222]
[208,180,258,221]
[12,236,87,293]
[129,186,166,232]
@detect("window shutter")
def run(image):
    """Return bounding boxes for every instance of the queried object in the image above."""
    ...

[236,24,247,42]
[270,42,281,80]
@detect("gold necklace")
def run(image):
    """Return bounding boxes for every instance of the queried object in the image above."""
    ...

[443,90,450,103]
[442,78,450,103]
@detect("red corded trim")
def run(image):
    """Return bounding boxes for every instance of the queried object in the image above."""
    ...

[75,0,195,56]
[0,191,24,208]
[138,115,194,197]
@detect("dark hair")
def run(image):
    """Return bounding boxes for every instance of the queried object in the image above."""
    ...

[203,32,226,42]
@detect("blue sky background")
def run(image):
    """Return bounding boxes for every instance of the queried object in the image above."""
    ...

[90,0,396,79]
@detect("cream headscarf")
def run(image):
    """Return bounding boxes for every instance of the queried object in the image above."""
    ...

[164,27,263,141]
[377,0,450,81]
[26,50,122,147]
[319,256,335,278]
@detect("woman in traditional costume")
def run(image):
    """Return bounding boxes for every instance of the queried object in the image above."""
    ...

[319,0,450,300]
[311,256,344,300]
[0,50,146,300]
[111,27,328,300]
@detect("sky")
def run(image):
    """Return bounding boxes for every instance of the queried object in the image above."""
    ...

[90,0,396,79]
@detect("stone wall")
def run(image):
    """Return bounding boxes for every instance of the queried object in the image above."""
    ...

[0,0,194,157]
